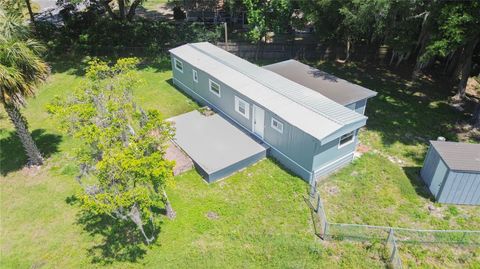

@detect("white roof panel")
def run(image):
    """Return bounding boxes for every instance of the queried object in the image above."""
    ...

[169,43,366,141]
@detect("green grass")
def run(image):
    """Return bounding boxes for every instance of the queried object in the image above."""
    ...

[142,0,170,11]
[313,61,480,268]
[1,57,479,268]
[1,57,388,268]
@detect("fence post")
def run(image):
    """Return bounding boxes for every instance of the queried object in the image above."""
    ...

[315,193,320,212]
[323,221,329,239]
[309,179,317,198]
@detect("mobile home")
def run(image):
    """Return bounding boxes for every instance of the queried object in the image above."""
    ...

[169,42,376,183]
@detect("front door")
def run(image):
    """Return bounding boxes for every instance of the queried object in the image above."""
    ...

[253,105,265,139]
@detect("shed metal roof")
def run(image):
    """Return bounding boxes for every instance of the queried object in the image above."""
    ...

[430,141,480,172]
[169,42,367,141]
[263,60,377,105]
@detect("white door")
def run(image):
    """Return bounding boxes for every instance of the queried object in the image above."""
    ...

[253,105,265,139]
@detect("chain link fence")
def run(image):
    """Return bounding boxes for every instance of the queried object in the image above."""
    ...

[306,189,480,269]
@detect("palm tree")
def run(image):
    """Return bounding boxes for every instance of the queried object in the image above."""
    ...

[0,9,48,166]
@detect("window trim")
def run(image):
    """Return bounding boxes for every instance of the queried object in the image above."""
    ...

[338,131,355,148]
[192,69,198,83]
[174,58,183,73]
[271,117,284,133]
[209,79,221,97]
[234,96,250,119]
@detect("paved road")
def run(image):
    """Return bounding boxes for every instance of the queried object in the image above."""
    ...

[33,0,57,12]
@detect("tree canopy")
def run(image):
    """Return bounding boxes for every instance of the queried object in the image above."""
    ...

[48,58,175,244]
[0,7,48,165]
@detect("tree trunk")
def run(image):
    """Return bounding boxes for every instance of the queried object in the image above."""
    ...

[126,0,142,21]
[162,189,176,219]
[412,12,431,79]
[395,53,404,67]
[344,38,351,62]
[389,50,396,66]
[4,103,43,166]
[118,0,126,20]
[25,0,35,25]
[473,103,480,128]
[128,204,154,244]
[454,37,479,100]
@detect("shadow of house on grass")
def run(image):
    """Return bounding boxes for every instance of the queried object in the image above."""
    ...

[0,129,62,175]
[402,166,436,202]
[66,196,160,265]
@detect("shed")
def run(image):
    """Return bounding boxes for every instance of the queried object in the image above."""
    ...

[420,141,480,205]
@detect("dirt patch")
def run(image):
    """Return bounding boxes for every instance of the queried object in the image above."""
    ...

[425,203,445,219]
[454,122,480,142]
[165,142,193,176]
[205,211,219,220]
[198,106,215,116]
[357,143,371,154]
[325,185,340,196]
[466,77,480,98]
[21,165,42,177]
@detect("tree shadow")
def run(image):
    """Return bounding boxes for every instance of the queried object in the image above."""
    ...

[402,166,436,201]
[65,195,165,265]
[313,61,469,154]
[0,129,62,176]
[166,78,203,105]
[48,55,90,77]
[137,57,173,73]
[308,67,338,82]
[66,195,161,265]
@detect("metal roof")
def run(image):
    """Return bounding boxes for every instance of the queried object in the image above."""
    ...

[169,42,367,141]
[430,141,480,172]
[263,60,377,106]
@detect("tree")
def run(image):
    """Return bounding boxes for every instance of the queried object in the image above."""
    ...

[418,1,480,100]
[301,0,390,62]
[243,0,293,58]
[48,58,176,244]
[0,8,47,166]
[24,0,35,24]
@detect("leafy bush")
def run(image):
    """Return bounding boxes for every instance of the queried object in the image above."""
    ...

[35,11,222,57]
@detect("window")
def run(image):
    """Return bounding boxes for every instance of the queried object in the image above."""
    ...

[235,96,249,119]
[338,131,355,148]
[271,117,283,133]
[192,69,198,83]
[174,58,183,73]
[209,79,221,97]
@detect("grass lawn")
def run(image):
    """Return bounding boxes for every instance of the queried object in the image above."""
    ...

[142,0,171,12]
[1,57,390,268]
[1,56,479,268]
[314,61,480,268]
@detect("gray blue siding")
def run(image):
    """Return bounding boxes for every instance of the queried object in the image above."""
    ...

[421,145,480,205]
[345,99,367,115]
[312,130,358,178]
[437,171,480,205]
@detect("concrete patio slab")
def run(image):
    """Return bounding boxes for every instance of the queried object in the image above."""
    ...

[168,110,268,182]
